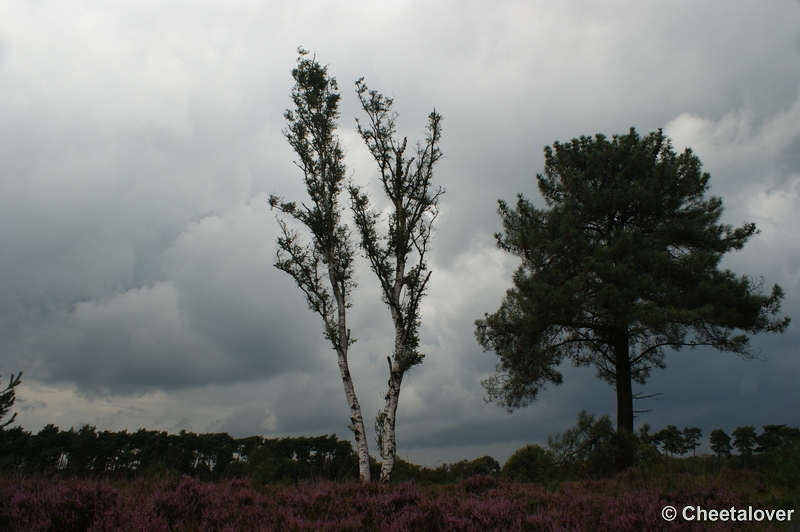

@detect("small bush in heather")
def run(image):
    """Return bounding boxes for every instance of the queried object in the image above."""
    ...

[388,455,501,485]
[247,447,297,486]
[515,410,642,480]
[449,455,500,479]
[501,444,554,483]
[390,456,446,484]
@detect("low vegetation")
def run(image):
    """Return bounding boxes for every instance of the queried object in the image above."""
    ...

[1,412,798,530]
[0,469,794,531]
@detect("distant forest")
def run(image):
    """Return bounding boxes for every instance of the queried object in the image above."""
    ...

[1,414,798,486]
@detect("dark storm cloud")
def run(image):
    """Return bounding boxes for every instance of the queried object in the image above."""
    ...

[2,0,800,464]
[28,202,329,394]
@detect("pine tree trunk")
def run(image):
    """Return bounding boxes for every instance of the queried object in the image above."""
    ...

[613,329,635,468]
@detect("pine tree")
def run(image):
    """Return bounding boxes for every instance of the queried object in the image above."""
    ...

[709,428,732,460]
[476,128,789,467]
[732,425,758,463]
[0,372,22,429]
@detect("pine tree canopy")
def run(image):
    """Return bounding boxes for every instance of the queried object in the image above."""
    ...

[475,128,789,438]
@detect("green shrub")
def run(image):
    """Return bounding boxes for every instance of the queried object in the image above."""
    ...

[501,444,554,483]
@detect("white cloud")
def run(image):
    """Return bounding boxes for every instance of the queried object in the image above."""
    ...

[665,92,800,294]
[665,93,800,183]
[209,405,278,438]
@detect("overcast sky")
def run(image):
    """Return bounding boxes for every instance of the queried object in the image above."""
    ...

[2,0,799,466]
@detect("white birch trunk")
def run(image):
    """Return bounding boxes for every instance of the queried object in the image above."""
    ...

[379,352,403,482]
[331,271,371,483]
[378,249,406,483]
[337,347,371,482]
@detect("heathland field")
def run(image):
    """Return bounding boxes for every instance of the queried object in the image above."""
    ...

[1,419,799,531]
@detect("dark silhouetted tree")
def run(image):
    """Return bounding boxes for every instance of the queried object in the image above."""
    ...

[733,425,758,463]
[755,424,800,454]
[0,372,22,429]
[349,79,444,482]
[653,425,685,467]
[709,428,732,460]
[682,427,702,457]
[475,128,790,467]
[269,49,370,481]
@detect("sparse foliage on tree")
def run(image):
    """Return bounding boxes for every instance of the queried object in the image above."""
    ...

[475,128,790,467]
[546,411,613,469]
[349,79,444,482]
[269,49,370,481]
[0,372,22,429]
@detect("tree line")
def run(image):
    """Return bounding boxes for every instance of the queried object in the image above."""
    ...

[0,424,358,483]
[0,422,507,486]
[1,408,797,486]
[501,411,800,484]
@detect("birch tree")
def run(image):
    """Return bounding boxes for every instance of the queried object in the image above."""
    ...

[349,79,444,482]
[269,50,370,482]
